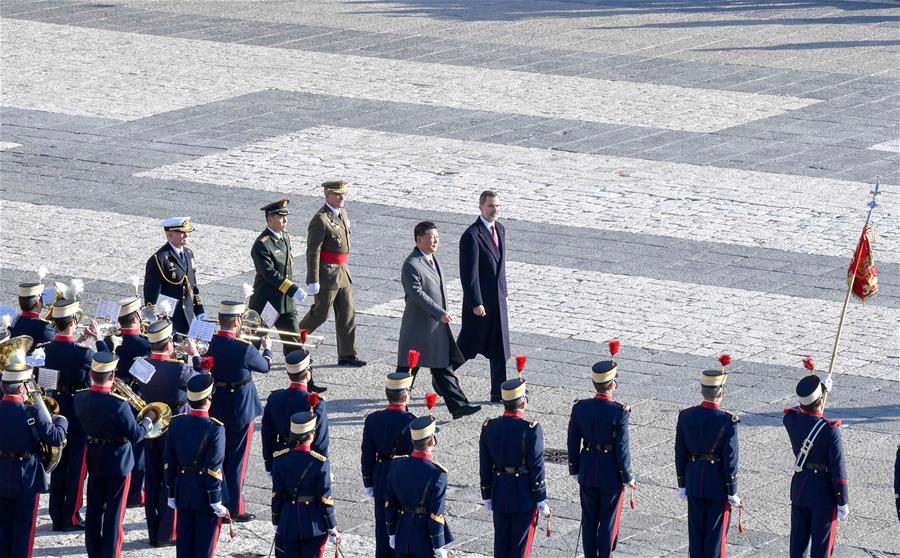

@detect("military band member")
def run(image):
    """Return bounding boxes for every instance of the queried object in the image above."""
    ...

[567,349,635,558]
[271,411,341,558]
[262,349,329,478]
[9,281,55,351]
[44,298,107,532]
[135,319,201,547]
[75,352,157,558]
[165,374,228,558]
[783,361,848,558]
[480,378,550,558]
[207,300,272,521]
[895,445,899,522]
[385,415,454,558]
[0,359,68,558]
[299,181,365,367]
[361,372,417,558]
[144,217,205,334]
[675,356,741,558]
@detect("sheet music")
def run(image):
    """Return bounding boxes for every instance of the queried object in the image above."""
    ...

[129,359,156,384]
[95,298,122,322]
[187,317,215,342]
[38,368,59,390]
[260,302,279,328]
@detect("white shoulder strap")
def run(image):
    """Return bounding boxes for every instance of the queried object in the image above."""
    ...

[793,418,828,473]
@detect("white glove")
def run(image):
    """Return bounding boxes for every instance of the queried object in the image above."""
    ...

[331,472,336,483]
[196,313,206,322]
[678,488,687,502]
[537,500,551,517]
[728,494,742,508]
[140,417,154,431]
[837,504,849,520]
[328,528,340,544]
[266,471,272,481]
[271,522,278,533]
[167,497,176,509]
[365,486,375,499]
[820,373,833,393]
[292,288,307,303]
[389,535,396,549]
[434,549,449,558]
[307,283,320,295]
[483,499,492,511]
[210,502,228,517]
[570,474,579,482]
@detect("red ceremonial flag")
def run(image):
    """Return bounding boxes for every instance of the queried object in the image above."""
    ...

[848,226,878,301]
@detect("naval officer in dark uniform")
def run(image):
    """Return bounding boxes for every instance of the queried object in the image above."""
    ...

[143,217,206,334]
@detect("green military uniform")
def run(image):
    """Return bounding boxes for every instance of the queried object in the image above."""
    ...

[298,181,358,361]
[249,199,303,355]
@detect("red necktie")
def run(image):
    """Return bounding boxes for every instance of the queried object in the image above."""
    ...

[491,225,499,248]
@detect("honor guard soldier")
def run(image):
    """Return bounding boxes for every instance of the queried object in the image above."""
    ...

[299,180,365,368]
[207,300,272,521]
[675,355,741,558]
[567,341,635,558]
[385,414,454,558]
[75,352,158,558]
[136,319,202,547]
[9,281,55,351]
[165,374,228,558]
[0,356,68,558]
[44,298,108,532]
[361,372,417,558]
[271,411,341,558]
[480,378,550,558]
[262,349,329,478]
[144,217,206,334]
[783,359,848,558]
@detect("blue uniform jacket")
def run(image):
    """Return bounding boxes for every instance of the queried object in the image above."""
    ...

[0,395,66,496]
[144,244,205,325]
[206,332,271,429]
[568,394,634,490]
[675,401,740,500]
[262,384,329,471]
[135,355,199,414]
[386,453,453,552]
[479,411,547,512]
[360,405,416,500]
[783,407,848,508]
[74,386,151,479]
[271,447,337,538]
[107,330,150,383]
[9,312,55,350]
[164,411,226,509]
[44,336,95,434]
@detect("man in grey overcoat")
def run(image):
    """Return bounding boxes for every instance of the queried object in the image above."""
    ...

[396,221,481,420]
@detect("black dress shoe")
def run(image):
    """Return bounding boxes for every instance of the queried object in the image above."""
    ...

[337,357,367,367]
[150,539,175,548]
[308,382,328,394]
[60,520,86,532]
[233,512,256,523]
[452,405,482,420]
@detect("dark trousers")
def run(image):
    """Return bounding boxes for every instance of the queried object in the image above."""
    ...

[85,473,130,558]
[687,497,730,558]
[489,357,508,400]
[0,493,39,558]
[127,436,145,507]
[273,312,301,357]
[275,534,328,558]
[374,497,391,558]
[398,366,469,414]
[580,486,625,558]
[790,504,837,558]
[299,284,358,359]
[49,430,87,528]
[223,423,254,516]
[145,436,176,544]
[176,509,221,558]
[493,509,538,558]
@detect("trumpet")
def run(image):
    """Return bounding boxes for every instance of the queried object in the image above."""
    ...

[172,333,209,361]
[112,378,171,439]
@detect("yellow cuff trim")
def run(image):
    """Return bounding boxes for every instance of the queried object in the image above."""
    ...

[207,468,223,480]
[430,513,445,524]
[321,496,334,506]
[278,278,294,294]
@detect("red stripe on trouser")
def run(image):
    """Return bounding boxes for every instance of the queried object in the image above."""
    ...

[720,502,731,558]
[318,536,328,558]
[611,486,625,556]
[116,475,132,558]
[523,509,539,557]
[27,492,40,558]
[73,446,88,525]
[238,427,254,515]
[209,516,223,558]
[172,508,177,542]
[826,507,837,558]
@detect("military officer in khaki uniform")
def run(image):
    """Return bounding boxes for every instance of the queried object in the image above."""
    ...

[299,181,365,367]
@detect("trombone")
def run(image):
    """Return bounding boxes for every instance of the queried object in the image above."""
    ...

[204,309,324,349]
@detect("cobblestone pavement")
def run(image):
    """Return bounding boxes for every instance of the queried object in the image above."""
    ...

[2,0,898,556]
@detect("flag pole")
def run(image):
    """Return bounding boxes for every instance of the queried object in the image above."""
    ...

[827,179,881,375]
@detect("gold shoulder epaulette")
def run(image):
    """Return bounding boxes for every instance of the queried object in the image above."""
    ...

[273,448,290,459]
[75,387,89,393]
[310,450,326,462]
[433,461,448,473]
[391,455,406,460]
[726,412,740,423]
[237,337,252,345]
[210,417,224,426]
[110,392,129,402]
[171,413,185,420]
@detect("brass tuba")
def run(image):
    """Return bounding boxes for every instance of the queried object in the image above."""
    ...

[112,378,172,439]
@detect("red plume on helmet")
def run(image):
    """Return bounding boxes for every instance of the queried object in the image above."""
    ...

[408,350,421,369]
[608,339,620,358]
[299,328,309,344]
[307,392,320,408]
[425,392,438,417]
[515,355,527,378]
[200,356,214,373]
[719,353,732,370]
[802,356,815,372]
